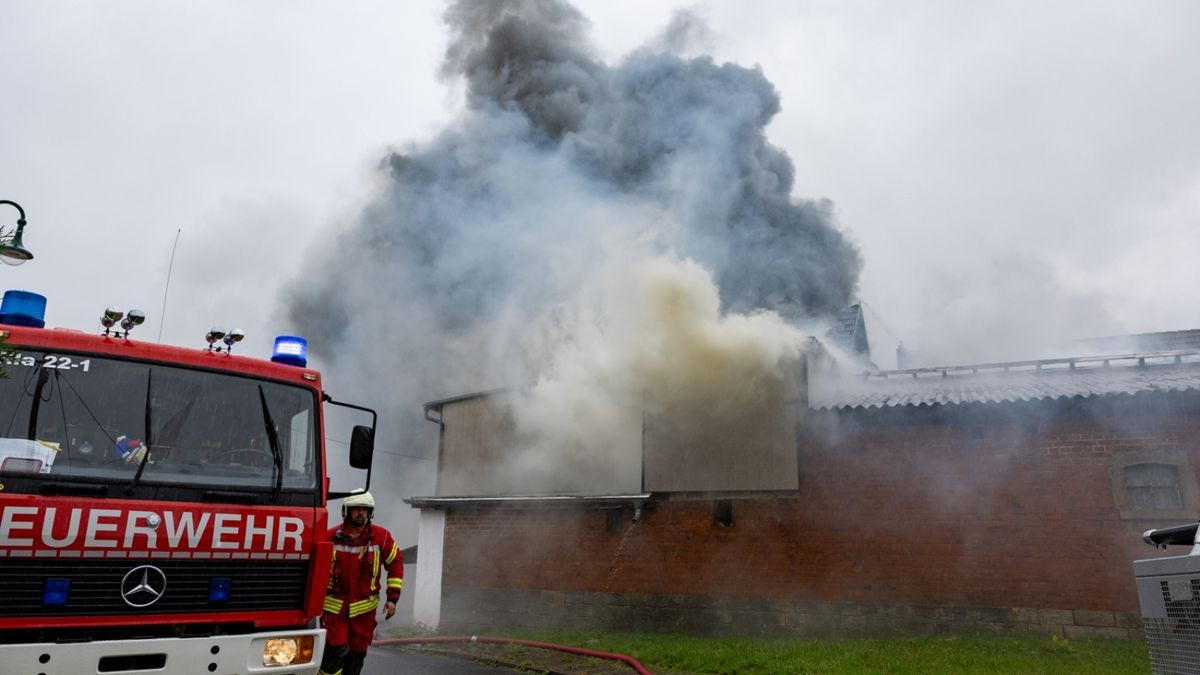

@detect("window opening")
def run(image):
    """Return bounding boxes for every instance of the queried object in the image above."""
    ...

[714,499,734,527]
[1125,463,1184,511]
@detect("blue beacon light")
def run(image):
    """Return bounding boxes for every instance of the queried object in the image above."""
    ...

[43,578,71,606]
[271,335,308,367]
[0,289,47,328]
[209,577,231,603]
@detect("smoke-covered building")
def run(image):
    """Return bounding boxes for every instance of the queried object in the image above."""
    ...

[405,338,1200,638]
[271,0,1187,641]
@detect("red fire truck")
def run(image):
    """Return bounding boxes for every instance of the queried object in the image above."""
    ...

[0,290,375,674]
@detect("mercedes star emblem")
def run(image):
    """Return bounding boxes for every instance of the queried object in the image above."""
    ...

[121,565,167,608]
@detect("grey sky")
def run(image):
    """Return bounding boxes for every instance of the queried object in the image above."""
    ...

[4,1,1200,536]
[5,1,1197,363]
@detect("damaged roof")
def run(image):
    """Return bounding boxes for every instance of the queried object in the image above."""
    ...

[809,350,1200,410]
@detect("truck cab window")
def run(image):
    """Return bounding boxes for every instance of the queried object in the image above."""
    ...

[0,350,318,493]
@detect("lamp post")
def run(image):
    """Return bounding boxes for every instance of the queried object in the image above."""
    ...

[0,200,34,265]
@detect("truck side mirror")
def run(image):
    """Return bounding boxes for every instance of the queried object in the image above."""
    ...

[349,425,374,470]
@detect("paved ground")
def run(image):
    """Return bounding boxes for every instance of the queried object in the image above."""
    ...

[361,644,523,674]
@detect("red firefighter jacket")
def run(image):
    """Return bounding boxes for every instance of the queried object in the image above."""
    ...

[322,523,403,618]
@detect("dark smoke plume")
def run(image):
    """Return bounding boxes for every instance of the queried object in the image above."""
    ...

[284,0,861,525]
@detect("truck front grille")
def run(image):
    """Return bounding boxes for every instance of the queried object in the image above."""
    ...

[0,558,308,618]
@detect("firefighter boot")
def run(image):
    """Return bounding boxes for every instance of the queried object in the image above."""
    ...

[343,650,367,675]
[317,643,348,675]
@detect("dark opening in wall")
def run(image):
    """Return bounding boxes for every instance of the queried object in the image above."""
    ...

[714,499,734,527]
[606,509,624,533]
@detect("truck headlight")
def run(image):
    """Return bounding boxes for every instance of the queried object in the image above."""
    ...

[262,636,315,667]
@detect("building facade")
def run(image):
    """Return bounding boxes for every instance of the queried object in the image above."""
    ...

[407,350,1200,638]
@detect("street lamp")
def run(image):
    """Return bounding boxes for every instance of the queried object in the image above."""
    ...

[0,200,34,266]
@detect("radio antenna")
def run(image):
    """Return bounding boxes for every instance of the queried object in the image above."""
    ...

[158,229,182,342]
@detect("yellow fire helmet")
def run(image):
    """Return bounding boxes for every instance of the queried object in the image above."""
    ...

[341,488,375,520]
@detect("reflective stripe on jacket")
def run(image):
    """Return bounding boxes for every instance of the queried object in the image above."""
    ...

[323,523,403,617]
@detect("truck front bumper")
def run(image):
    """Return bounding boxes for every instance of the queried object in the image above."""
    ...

[1,627,325,675]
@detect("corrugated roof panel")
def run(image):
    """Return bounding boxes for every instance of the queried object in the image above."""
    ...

[810,354,1200,410]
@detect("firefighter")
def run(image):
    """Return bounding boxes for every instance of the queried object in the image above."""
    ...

[317,489,403,675]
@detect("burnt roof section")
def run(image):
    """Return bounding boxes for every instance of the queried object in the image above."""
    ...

[810,350,1200,410]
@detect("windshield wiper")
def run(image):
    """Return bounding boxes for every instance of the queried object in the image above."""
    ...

[127,370,154,494]
[24,366,49,440]
[41,481,109,497]
[257,385,283,502]
[202,488,265,505]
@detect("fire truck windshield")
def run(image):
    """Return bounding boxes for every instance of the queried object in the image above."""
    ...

[0,349,318,492]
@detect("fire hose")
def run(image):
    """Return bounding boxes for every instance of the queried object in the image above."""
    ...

[372,635,655,674]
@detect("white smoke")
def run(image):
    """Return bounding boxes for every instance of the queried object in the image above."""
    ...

[506,252,809,493]
[284,0,859,531]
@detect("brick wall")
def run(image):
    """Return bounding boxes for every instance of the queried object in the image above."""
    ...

[436,391,1200,637]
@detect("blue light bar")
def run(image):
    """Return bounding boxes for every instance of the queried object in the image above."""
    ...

[271,335,308,367]
[44,578,70,606]
[0,290,47,328]
[209,577,231,603]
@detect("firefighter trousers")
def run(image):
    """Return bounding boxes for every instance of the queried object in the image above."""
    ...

[318,608,375,675]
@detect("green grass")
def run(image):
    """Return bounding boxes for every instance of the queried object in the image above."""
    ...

[502,631,1150,674]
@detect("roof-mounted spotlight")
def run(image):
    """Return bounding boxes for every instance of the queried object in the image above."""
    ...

[100,307,124,336]
[207,327,244,354]
[101,307,144,338]
[222,328,245,353]
[205,327,226,350]
[120,309,145,336]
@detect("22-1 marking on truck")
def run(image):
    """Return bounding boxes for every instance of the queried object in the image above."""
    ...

[2,353,91,372]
